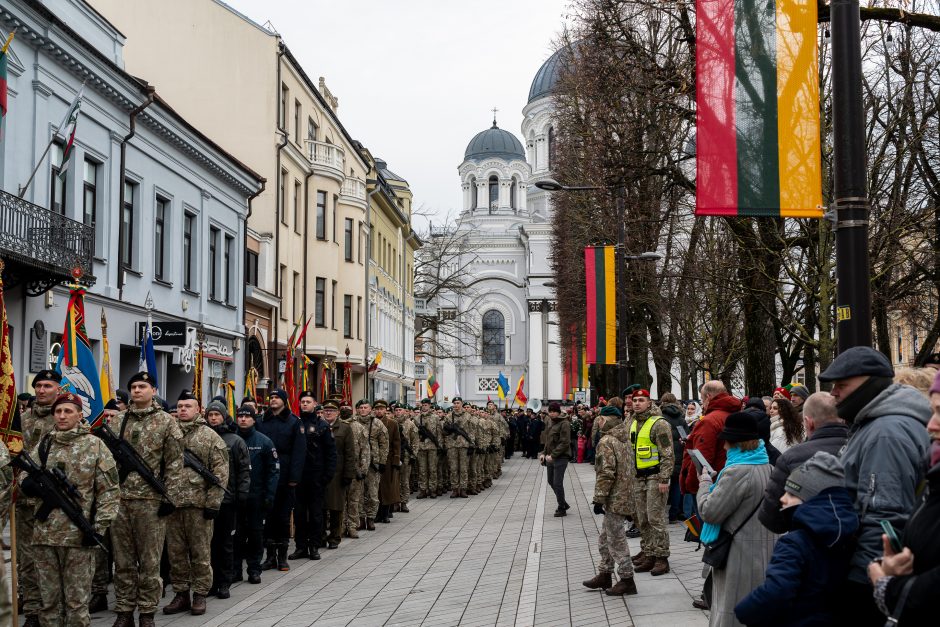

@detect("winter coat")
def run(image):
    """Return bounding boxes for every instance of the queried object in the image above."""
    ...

[681,393,741,494]
[593,417,635,515]
[543,417,572,459]
[238,425,280,505]
[528,418,544,445]
[747,408,781,466]
[840,384,931,584]
[735,487,859,626]
[258,407,306,486]
[379,414,401,505]
[325,419,356,511]
[661,403,687,479]
[298,411,337,485]
[769,417,793,454]
[758,423,849,534]
[697,461,776,627]
[212,423,251,506]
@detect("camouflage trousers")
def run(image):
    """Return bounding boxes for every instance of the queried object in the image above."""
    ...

[416,449,438,492]
[471,450,484,488]
[35,544,95,627]
[167,507,214,595]
[92,544,109,595]
[438,451,449,489]
[399,459,411,504]
[15,500,40,616]
[486,451,499,478]
[598,512,634,578]
[634,477,670,557]
[363,469,381,519]
[112,499,167,614]
[344,477,363,535]
[446,448,468,490]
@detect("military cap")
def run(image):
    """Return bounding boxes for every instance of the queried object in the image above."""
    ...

[17,392,33,401]
[32,369,62,387]
[241,396,255,404]
[177,389,198,402]
[355,398,371,408]
[127,371,156,388]
[299,390,315,401]
[322,399,339,410]
[211,395,226,404]
[632,388,651,399]
[116,389,129,404]
[819,346,894,382]
[236,406,257,418]
[104,398,121,411]
[373,399,389,408]
[420,398,431,405]
[52,392,83,411]
[452,396,463,403]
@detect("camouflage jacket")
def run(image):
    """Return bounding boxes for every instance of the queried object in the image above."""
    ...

[414,411,442,451]
[30,424,120,546]
[18,403,58,509]
[0,442,12,518]
[400,417,419,460]
[593,417,635,515]
[113,402,184,503]
[344,417,369,476]
[177,416,229,509]
[357,414,389,468]
[443,410,473,449]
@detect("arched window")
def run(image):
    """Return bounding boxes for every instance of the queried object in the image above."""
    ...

[246,335,265,384]
[488,175,499,209]
[547,127,555,169]
[510,178,518,210]
[469,176,477,210]
[482,310,505,365]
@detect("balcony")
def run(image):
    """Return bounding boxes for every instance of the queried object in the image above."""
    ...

[340,177,367,209]
[307,140,345,182]
[0,189,95,294]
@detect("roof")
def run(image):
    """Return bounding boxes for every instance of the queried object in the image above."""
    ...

[464,122,525,162]
[528,46,566,103]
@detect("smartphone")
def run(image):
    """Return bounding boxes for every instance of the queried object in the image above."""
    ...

[690,449,716,478]
[677,426,688,442]
[880,520,903,553]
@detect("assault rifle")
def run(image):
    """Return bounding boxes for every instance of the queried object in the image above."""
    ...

[13,452,108,551]
[401,437,416,460]
[417,424,441,450]
[184,448,231,499]
[442,422,474,446]
[93,423,172,504]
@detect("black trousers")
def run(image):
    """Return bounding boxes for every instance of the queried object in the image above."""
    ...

[546,458,569,509]
[211,502,237,587]
[294,479,326,549]
[263,484,295,545]
[235,500,265,576]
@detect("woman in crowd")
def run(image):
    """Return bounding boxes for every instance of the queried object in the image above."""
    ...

[697,412,776,627]
[769,398,803,453]
[685,401,702,427]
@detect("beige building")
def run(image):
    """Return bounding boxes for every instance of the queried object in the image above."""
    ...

[92,0,370,398]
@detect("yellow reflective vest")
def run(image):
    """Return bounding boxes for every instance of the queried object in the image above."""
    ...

[631,416,662,470]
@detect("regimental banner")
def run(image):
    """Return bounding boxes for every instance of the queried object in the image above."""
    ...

[0,265,22,454]
[564,323,589,400]
[695,0,822,218]
[584,246,616,364]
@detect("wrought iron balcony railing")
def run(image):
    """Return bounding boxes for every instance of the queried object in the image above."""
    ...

[0,188,95,294]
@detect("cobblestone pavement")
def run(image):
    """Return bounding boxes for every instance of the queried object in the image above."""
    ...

[6,456,710,626]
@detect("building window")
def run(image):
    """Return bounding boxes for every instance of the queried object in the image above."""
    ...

[154,196,168,281]
[121,181,136,268]
[246,250,259,287]
[294,100,301,145]
[183,213,195,291]
[224,235,234,303]
[548,126,555,169]
[209,227,220,300]
[358,221,364,263]
[343,295,352,338]
[307,117,317,143]
[280,169,288,226]
[356,296,362,339]
[316,191,326,239]
[482,310,505,365]
[50,143,66,215]
[332,194,338,242]
[510,178,518,210]
[315,277,326,327]
[280,83,289,129]
[82,160,98,226]
[293,272,300,321]
[344,218,354,261]
[293,181,302,234]
[280,265,288,320]
[488,175,499,209]
[331,280,337,329]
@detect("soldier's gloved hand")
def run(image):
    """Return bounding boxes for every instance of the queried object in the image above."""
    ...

[81,533,100,548]
[342,477,353,487]
[157,501,176,517]
[355,472,365,480]
[377,463,386,473]
[203,508,220,520]
[592,502,605,516]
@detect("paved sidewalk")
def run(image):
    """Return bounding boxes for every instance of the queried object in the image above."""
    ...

[8,456,710,626]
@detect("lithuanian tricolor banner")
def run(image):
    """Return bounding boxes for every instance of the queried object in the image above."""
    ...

[584,246,616,364]
[695,0,822,218]
[564,323,589,400]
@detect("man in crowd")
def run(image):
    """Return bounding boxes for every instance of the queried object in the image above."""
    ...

[110,372,184,627]
[343,403,369,537]
[679,380,739,498]
[356,399,389,530]
[163,391,229,617]
[292,391,336,560]
[234,406,279,584]
[375,399,401,523]
[414,398,442,499]
[322,399,355,548]
[443,397,472,498]
[540,402,572,516]
[396,403,419,512]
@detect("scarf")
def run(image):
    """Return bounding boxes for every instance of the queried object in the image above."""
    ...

[700,441,769,544]
[837,376,892,423]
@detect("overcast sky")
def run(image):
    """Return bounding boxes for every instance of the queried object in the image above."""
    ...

[222,0,571,227]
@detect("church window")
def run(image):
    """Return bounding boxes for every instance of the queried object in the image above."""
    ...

[469,176,477,210]
[482,310,505,365]
[488,176,499,210]
[547,127,555,169]
[510,178,518,210]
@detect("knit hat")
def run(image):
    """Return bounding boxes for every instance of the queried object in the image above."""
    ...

[789,384,810,401]
[270,389,288,404]
[236,406,256,419]
[718,411,760,443]
[773,387,792,400]
[205,400,228,419]
[547,402,561,413]
[785,452,845,501]
[599,405,622,417]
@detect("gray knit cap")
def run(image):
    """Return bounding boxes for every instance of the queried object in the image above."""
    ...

[205,400,229,420]
[785,452,844,501]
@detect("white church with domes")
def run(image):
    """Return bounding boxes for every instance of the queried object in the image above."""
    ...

[433,48,568,404]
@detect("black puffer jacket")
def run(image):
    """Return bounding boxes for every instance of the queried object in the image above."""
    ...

[211,423,251,505]
[660,403,686,479]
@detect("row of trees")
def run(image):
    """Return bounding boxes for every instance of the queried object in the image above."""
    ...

[550,0,940,397]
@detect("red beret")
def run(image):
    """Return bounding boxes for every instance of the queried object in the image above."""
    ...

[632,389,651,399]
[52,392,83,411]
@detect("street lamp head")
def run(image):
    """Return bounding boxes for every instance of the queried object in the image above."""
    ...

[638,252,662,261]
[534,179,565,192]
[544,281,557,288]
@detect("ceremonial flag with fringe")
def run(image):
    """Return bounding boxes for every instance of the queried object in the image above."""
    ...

[0,266,22,455]
[99,309,115,407]
[56,286,104,428]
[514,375,527,406]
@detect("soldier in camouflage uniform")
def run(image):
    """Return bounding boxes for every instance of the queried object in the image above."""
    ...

[110,372,184,627]
[355,400,388,530]
[0,427,14,626]
[436,406,449,495]
[342,405,369,538]
[414,398,441,498]
[464,409,479,494]
[29,392,120,627]
[627,389,674,576]
[396,404,418,512]
[162,392,229,617]
[16,369,61,627]
[583,406,638,595]
[443,398,472,497]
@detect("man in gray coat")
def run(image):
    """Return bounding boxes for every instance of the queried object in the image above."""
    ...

[819,347,931,627]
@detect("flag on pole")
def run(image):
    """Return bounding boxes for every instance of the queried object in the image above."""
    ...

[319,360,330,403]
[56,286,104,427]
[301,355,313,392]
[139,318,158,390]
[0,263,23,455]
[496,371,509,401]
[224,380,237,419]
[244,366,258,404]
[342,360,352,406]
[0,30,15,141]
[514,375,528,406]
[57,85,84,179]
[695,0,822,218]
[99,309,115,407]
[584,246,616,364]
[192,334,204,405]
[368,351,382,372]
[426,372,440,398]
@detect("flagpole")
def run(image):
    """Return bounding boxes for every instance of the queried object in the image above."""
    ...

[19,81,85,199]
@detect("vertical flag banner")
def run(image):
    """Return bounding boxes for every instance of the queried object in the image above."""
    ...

[99,309,115,407]
[57,85,84,178]
[584,246,616,364]
[139,319,158,390]
[0,30,15,141]
[319,360,330,403]
[225,380,237,419]
[427,372,440,398]
[244,366,258,403]
[368,350,382,372]
[0,264,22,454]
[496,371,509,402]
[192,334,204,405]
[514,374,528,406]
[342,360,352,406]
[56,286,104,427]
[695,0,822,218]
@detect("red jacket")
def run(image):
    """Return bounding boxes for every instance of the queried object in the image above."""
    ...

[679,392,741,494]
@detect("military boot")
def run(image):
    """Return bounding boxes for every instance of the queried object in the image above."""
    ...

[111,612,134,627]
[89,593,109,613]
[138,613,156,627]
[366,518,376,530]
[288,544,309,560]
[216,583,231,599]
[582,572,612,590]
[261,546,277,570]
[400,503,410,513]
[23,616,40,627]
[190,593,207,616]
[605,577,638,596]
[429,490,437,499]
[633,555,656,573]
[357,517,366,530]
[650,558,670,576]
[450,489,459,498]
[276,544,290,571]
[631,551,646,565]
[459,489,468,498]
[310,546,321,560]
[417,490,427,499]
[163,591,191,614]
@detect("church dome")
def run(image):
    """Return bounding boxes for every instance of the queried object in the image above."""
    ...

[464,122,526,162]
[528,47,565,103]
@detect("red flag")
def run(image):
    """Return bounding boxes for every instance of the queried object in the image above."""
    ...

[0,265,22,455]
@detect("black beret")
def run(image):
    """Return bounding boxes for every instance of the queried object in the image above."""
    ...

[452,396,463,402]
[355,399,370,408]
[420,398,431,405]
[32,370,62,387]
[104,399,121,411]
[819,346,894,382]
[177,390,198,402]
[127,371,156,388]
[116,389,129,404]
[241,396,255,404]
[299,390,315,401]
[17,392,33,401]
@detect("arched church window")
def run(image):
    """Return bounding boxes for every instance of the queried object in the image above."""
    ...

[469,176,477,210]
[482,310,505,365]
[488,176,499,210]
[510,178,518,210]
[547,127,555,169]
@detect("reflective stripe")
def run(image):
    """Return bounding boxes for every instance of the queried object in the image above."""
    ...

[630,416,662,469]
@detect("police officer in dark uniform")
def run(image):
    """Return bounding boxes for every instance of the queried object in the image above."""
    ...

[234,406,279,584]
[290,392,337,561]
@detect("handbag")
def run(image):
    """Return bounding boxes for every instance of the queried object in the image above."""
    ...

[701,501,761,569]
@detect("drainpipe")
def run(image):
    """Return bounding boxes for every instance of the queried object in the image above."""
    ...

[117,86,156,295]
[272,40,287,382]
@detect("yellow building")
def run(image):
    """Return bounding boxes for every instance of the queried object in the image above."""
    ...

[92,0,370,398]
